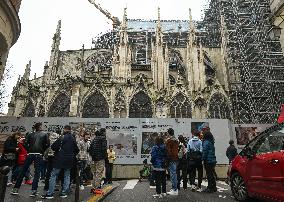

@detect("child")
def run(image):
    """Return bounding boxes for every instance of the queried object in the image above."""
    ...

[139,159,152,182]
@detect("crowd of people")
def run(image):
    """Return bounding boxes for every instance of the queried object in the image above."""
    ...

[0,123,238,200]
[0,123,114,200]
[149,128,218,198]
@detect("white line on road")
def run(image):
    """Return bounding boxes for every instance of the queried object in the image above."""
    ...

[217,181,230,187]
[123,179,139,190]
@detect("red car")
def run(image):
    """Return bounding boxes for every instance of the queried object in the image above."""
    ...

[228,124,284,202]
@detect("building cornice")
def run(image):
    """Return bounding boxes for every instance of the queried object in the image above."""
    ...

[0,0,21,46]
[270,0,284,21]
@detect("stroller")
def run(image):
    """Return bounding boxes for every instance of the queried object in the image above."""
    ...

[138,159,152,182]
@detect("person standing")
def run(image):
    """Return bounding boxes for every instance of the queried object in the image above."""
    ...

[187,132,203,192]
[43,130,61,193]
[77,131,91,190]
[89,128,108,191]
[41,125,79,199]
[150,135,167,199]
[11,123,49,197]
[0,132,21,186]
[226,140,238,164]
[106,145,116,184]
[165,128,179,196]
[202,131,217,193]
[177,135,188,190]
[13,135,32,185]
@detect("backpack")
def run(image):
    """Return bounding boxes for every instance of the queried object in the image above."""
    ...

[178,144,185,159]
[166,138,179,160]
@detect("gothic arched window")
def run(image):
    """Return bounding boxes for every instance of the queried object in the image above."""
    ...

[22,100,35,117]
[208,93,231,119]
[170,93,191,118]
[129,91,153,118]
[82,91,109,118]
[47,93,70,117]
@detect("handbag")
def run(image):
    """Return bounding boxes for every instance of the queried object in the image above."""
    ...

[3,153,16,160]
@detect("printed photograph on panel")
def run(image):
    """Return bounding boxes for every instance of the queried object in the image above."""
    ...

[191,122,210,139]
[69,122,101,138]
[235,126,267,145]
[107,131,138,155]
[141,132,168,154]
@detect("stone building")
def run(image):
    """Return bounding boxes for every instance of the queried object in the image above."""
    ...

[0,0,21,82]
[8,1,284,123]
[270,0,284,53]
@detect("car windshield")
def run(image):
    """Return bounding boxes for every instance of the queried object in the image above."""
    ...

[253,127,284,154]
[241,125,284,155]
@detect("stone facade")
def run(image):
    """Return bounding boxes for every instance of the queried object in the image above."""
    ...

[270,0,284,53]
[7,9,233,120]
[0,0,21,82]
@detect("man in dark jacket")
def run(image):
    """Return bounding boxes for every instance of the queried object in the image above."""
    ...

[41,125,79,199]
[11,123,49,197]
[89,128,107,190]
[226,140,238,164]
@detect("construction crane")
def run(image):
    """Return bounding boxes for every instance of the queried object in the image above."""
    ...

[88,0,121,29]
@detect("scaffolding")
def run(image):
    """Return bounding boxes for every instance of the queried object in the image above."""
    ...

[204,0,284,123]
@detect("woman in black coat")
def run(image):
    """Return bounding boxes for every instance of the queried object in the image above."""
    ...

[0,132,21,185]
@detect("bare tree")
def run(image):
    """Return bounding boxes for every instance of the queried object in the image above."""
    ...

[0,63,16,114]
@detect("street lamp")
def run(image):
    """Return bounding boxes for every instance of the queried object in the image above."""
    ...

[268,25,282,40]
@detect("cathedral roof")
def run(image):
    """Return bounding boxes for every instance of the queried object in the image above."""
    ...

[127,19,200,33]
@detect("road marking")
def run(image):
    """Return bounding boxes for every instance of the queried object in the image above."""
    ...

[217,186,228,193]
[123,179,139,190]
[219,195,227,198]
[217,181,230,187]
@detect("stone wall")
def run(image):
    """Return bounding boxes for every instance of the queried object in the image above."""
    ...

[270,0,284,54]
[0,0,21,82]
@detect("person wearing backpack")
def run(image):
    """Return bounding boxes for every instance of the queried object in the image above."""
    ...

[177,135,188,190]
[187,131,203,192]
[165,128,179,196]
[88,128,108,192]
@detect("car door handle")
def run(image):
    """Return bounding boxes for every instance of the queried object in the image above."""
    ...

[270,159,279,164]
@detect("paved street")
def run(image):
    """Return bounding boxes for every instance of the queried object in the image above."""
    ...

[4,181,93,202]
[4,179,264,202]
[105,180,262,202]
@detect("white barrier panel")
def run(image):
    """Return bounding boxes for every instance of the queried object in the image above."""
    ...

[0,117,233,164]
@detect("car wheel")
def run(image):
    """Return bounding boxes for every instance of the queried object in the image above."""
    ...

[230,173,249,201]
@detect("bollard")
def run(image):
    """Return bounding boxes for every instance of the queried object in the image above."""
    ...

[75,163,80,202]
[0,166,10,202]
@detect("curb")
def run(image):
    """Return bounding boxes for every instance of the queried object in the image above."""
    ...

[87,183,119,202]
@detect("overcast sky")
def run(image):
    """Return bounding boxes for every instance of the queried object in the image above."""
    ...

[3,0,207,113]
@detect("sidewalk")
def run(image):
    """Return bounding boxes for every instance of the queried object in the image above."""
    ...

[4,181,118,202]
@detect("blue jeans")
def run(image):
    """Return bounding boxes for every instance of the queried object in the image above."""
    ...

[168,161,178,191]
[47,168,70,196]
[14,154,42,191]
[12,165,30,181]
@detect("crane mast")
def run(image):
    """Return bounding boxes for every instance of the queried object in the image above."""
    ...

[88,0,121,29]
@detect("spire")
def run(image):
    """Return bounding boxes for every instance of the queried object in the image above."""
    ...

[34,73,37,80]
[23,60,31,79]
[157,7,162,32]
[188,8,195,42]
[51,20,61,52]
[56,20,61,36]
[44,61,49,69]
[122,7,127,30]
